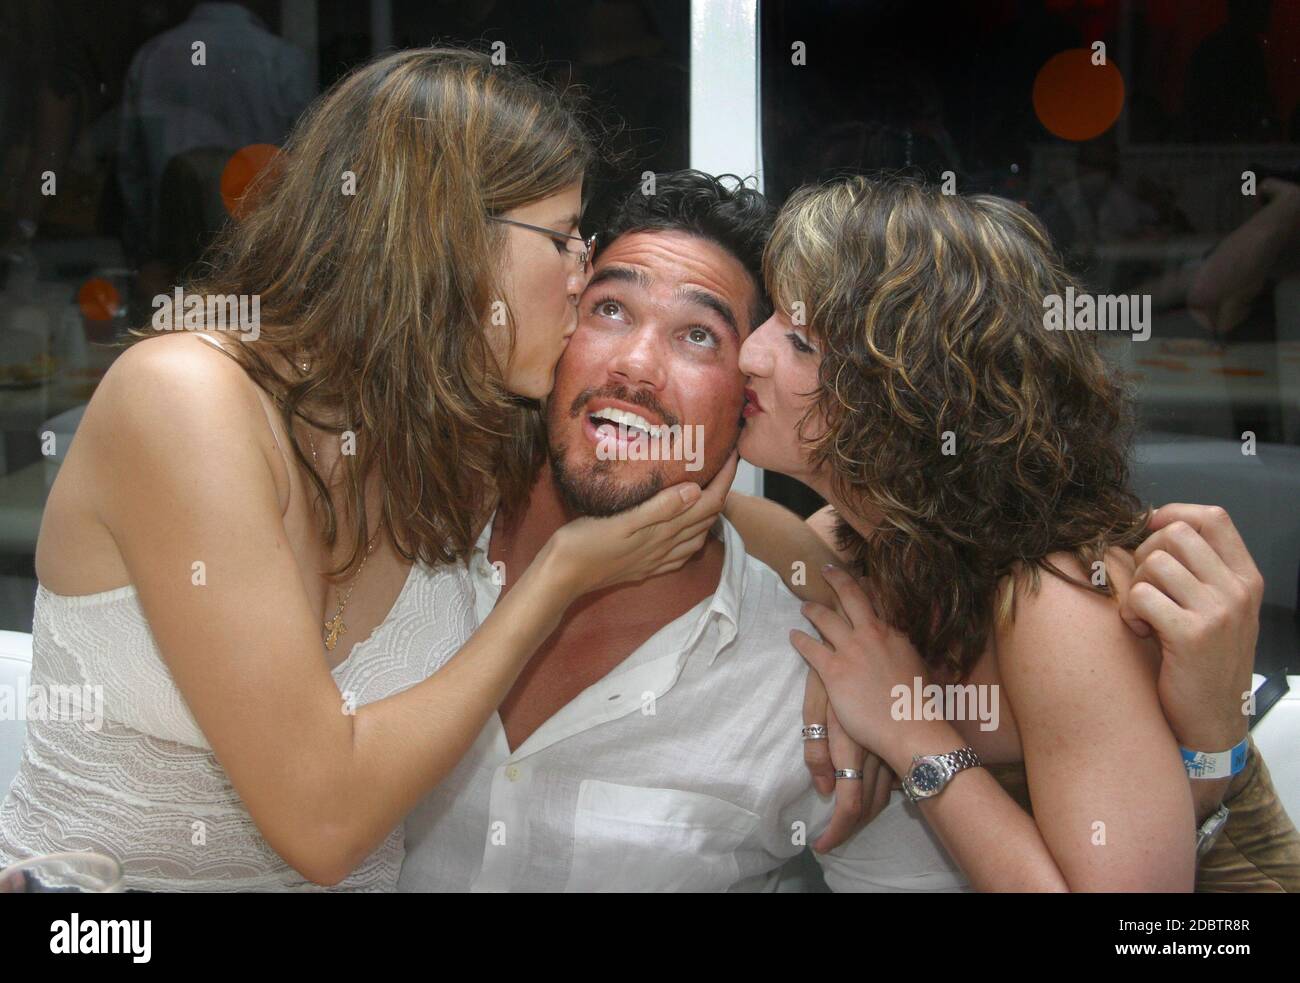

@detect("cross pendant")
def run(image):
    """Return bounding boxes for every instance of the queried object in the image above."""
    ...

[324,612,347,651]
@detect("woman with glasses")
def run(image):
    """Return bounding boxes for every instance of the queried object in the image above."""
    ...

[0,47,733,891]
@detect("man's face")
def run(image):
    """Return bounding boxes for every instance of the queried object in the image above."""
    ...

[545,230,756,516]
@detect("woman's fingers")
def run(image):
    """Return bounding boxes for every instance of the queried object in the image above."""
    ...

[550,458,736,594]
[1123,579,1189,643]
[790,628,835,677]
[1104,549,1149,638]
[652,533,710,574]
[813,704,868,853]
[1136,520,1239,599]
[618,480,702,539]
[696,450,740,513]
[646,452,737,547]
[1146,504,1259,587]
[1134,547,1209,611]
[800,599,853,650]
[802,669,835,795]
[669,513,721,550]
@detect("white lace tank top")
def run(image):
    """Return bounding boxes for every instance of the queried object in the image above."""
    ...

[0,560,477,891]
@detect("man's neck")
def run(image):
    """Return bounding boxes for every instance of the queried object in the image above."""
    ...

[488,460,728,754]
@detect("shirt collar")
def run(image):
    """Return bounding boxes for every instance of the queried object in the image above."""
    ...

[471,508,746,669]
[696,514,744,665]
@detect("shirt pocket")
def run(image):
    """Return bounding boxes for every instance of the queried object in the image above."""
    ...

[565,780,760,892]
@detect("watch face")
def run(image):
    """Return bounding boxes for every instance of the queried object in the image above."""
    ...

[911,761,944,794]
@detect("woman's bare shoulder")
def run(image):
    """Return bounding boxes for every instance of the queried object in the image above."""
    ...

[997,550,1158,687]
[98,334,281,448]
[80,334,290,513]
[38,334,291,592]
[97,332,253,399]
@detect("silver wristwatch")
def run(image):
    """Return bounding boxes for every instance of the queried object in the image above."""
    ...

[901,746,982,802]
[1196,804,1230,860]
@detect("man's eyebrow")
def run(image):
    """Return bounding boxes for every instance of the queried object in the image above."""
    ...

[676,286,739,342]
[585,265,653,291]
[584,265,740,341]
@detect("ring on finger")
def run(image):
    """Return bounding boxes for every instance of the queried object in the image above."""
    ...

[801,724,828,741]
[833,768,864,780]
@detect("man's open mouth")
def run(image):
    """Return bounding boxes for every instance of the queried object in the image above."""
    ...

[586,405,665,440]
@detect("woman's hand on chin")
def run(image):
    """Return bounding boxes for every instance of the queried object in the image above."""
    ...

[543,450,740,600]
[790,564,957,774]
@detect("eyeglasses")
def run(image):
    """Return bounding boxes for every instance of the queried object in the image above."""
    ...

[488,216,597,275]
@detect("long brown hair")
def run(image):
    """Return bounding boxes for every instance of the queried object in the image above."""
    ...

[127,46,597,577]
[765,175,1150,679]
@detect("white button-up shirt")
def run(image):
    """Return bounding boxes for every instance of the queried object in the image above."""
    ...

[398,514,934,892]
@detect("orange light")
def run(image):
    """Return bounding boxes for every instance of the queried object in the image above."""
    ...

[220,143,282,219]
[77,278,122,321]
[1032,48,1125,142]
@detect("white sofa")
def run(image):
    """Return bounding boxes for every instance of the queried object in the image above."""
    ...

[1251,673,1300,828]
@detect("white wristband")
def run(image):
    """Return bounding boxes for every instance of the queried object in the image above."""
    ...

[1181,737,1248,779]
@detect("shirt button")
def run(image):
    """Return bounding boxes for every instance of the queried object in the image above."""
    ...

[505,765,520,782]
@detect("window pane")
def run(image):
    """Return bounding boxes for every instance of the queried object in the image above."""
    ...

[761,0,1300,664]
[0,0,687,631]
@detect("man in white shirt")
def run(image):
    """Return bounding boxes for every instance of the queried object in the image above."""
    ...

[397,169,1267,892]
[397,171,898,892]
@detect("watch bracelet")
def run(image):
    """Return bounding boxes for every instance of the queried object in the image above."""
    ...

[942,746,982,774]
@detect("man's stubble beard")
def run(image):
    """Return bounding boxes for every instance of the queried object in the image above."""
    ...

[544,382,674,517]
[542,383,740,517]
[546,438,668,517]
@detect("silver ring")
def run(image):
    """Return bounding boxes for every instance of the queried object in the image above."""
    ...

[833,768,864,780]
[801,724,828,741]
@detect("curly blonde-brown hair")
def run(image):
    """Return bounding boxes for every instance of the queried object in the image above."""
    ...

[765,175,1150,679]
[126,46,596,578]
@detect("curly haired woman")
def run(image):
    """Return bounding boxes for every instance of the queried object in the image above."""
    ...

[731,175,1299,891]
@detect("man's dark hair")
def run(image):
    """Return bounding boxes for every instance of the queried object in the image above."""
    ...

[600,169,776,330]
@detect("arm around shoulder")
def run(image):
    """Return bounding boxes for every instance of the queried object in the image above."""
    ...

[725,493,843,609]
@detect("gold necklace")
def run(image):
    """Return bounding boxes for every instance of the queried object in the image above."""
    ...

[304,425,378,653]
